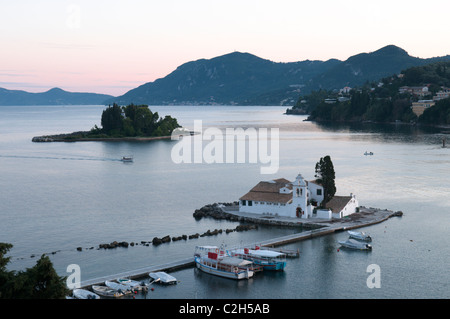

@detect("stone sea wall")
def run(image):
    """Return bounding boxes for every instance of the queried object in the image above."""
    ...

[193,202,324,230]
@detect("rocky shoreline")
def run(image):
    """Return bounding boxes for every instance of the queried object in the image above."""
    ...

[32,131,172,142]
[193,202,325,229]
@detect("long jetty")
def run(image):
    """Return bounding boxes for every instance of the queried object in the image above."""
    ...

[79,205,401,289]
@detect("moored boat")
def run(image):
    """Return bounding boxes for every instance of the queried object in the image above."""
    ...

[348,230,372,242]
[149,272,177,285]
[117,278,148,291]
[105,280,132,294]
[91,285,124,298]
[339,239,372,250]
[72,288,100,299]
[194,246,254,280]
[229,247,287,271]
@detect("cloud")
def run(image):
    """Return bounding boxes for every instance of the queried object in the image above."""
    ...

[39,42,97,50]
[0,71,36,78]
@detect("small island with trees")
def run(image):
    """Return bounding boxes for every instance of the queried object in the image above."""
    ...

[32,104,180,142]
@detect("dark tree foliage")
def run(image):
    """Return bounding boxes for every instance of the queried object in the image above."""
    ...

[0,243,70,299]
[314,155,336,205]
[101,103,124,134]
[300,61,450,124]
[99,104,180,137]
[419,98,450,125]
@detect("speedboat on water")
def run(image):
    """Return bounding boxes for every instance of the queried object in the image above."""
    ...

[121,155,133,162]
[348,230,372,242]
[339,239,372,250]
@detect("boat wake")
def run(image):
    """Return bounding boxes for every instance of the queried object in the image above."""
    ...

[0,154,122,162]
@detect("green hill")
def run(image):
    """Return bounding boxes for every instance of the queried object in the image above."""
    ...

[107,45,450,106]
[106,52,339,106]
[293,61,450,125]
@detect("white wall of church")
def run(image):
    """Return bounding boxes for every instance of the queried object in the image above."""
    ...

[308,182,324,204]
[239,200,294,217]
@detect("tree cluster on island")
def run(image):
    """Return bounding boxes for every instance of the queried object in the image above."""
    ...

[288,61,450,125]
[88,103,180,138]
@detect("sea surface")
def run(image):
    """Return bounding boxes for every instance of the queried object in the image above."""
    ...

[0,104,449,299]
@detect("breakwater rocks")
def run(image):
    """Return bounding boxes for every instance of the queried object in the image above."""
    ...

[74,224,258,252]
[193,202,240,221]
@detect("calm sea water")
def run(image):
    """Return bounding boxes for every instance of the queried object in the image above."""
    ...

[0,105,449,299]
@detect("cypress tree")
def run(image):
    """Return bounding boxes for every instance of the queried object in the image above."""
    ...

[314,155,336,205]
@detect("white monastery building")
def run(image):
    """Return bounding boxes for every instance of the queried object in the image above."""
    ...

[239,173,359,219]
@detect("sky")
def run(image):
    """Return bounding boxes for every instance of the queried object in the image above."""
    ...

[1,0,449,96]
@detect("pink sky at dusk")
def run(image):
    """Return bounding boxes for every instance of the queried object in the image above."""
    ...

[1,0,449,97]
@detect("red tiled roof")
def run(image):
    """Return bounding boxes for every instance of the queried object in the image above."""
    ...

[325,196,352,213]
[240,178,292,204]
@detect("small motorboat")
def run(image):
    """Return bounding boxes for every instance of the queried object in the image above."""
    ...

[339,239,372,250]
[91,285,124,298]
[105,280,132,294]
[348,230,372,242]
[228,247,287,271]
[364,151,374,156]
[149,272,177,285]
[72,288,100,299]
[121,156,133,162]
[117,278,148,291]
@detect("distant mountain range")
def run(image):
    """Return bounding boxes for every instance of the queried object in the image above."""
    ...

[0,87,113,106]
[2,45,449,106]
[107,45,450,106]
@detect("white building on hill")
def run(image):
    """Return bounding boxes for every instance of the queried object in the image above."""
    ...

[239,173,358,219]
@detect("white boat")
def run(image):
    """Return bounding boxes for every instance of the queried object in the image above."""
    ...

[348,230,372,242]
[339,239,372,250]
[229,248,286,271]
[72,288,100,299]
[194,246,254,280]
[121,155,133,162]
[91,285,124,298]
[117,278,148,291]
[149,272,177,285]
[105,280,132,294]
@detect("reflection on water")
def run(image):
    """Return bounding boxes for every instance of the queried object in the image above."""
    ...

[0,105,449,299]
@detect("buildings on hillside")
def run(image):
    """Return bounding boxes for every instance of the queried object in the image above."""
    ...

[398,85,450,117]
[238,173,359,220]
[411,100,435,116]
